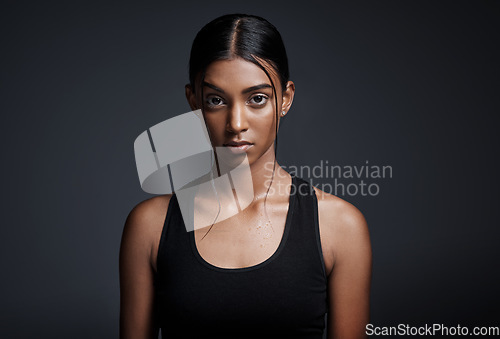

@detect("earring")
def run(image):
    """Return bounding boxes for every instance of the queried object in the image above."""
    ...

[281,111,286,117]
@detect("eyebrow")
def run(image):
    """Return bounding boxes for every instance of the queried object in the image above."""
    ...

[202,81,272,95]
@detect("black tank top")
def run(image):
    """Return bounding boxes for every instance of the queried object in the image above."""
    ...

[154,175,328,339]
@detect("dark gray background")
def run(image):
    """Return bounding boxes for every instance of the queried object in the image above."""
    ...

[1,0,498,338]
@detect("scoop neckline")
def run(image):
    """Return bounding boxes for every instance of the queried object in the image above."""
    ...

[189,175,297,273]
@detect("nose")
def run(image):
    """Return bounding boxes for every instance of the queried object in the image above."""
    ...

[226,105,249,134]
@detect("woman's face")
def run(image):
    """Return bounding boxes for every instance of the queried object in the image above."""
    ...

[186,57,294,166]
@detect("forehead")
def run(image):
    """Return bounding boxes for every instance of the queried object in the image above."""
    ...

[203,57,279,90]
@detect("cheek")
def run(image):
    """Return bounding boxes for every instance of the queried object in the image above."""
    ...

[253,110,277,138]
[204,116,225,139]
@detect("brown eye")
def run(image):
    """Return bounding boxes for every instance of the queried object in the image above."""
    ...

[206,96,225,107]
[249,95,268,105]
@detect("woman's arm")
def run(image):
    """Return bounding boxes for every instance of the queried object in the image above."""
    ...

[119,197,169,339]
[318,193,372,339]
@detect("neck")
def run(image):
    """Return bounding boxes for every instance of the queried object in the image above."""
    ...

[205,143,292,202]
[248,143,291,201]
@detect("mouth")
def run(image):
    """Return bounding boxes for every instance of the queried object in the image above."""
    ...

[222,140,254,153]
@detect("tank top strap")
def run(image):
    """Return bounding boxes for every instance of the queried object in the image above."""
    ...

[156,193,189,277]
[284,175,328,282]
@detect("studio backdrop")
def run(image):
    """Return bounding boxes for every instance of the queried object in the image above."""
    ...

[1,1,498,338]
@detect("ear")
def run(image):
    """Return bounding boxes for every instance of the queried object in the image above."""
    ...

[185,84,199,111]
[281,81,295,117]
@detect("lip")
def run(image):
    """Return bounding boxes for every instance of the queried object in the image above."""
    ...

[223,140,254,153]
[224,140,252,146]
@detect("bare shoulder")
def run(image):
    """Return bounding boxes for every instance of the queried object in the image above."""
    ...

[121,194,173,272]
[313,186,368,234]
[312,186,371,275]
[124,194,173,229]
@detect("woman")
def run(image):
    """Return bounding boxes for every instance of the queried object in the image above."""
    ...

[120,13,372,339]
